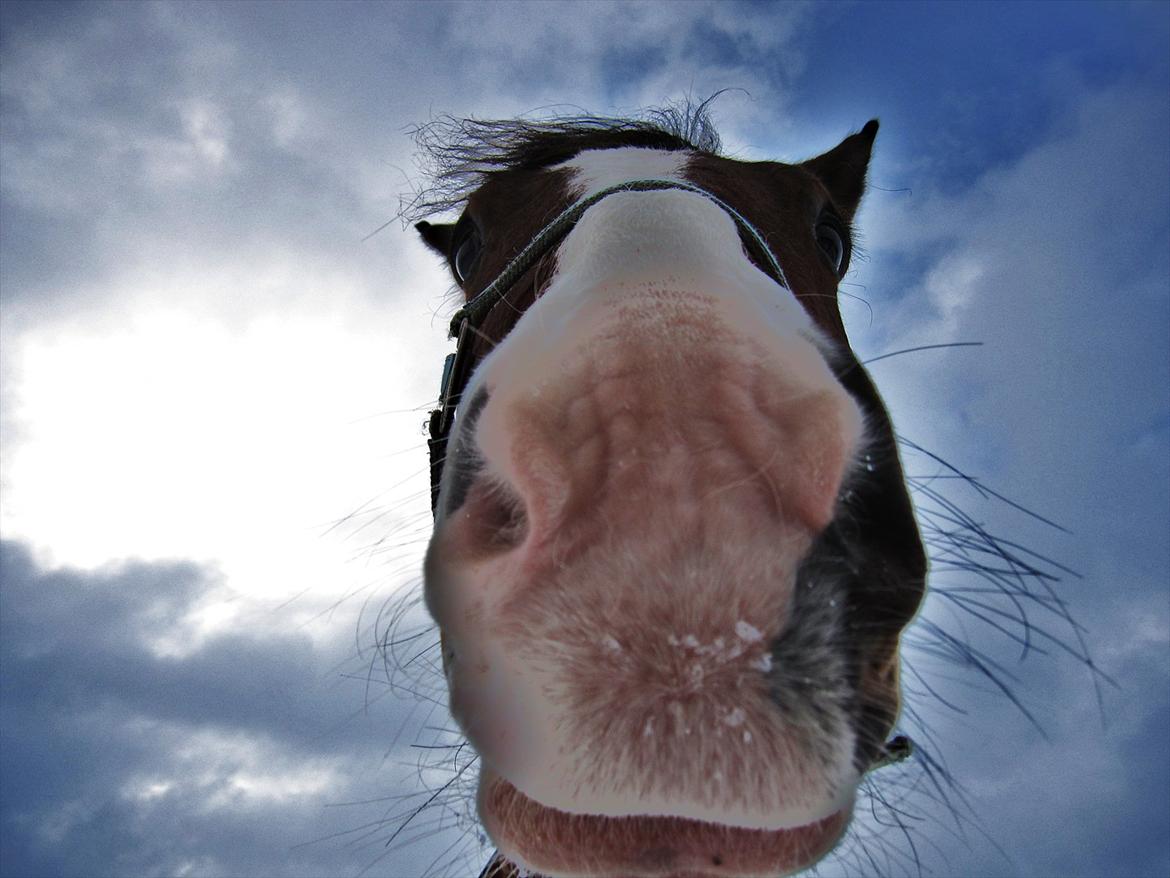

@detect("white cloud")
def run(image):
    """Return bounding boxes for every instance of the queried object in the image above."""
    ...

[1,244,442,648]
[830,78,1170,876]
[400,0,808,138]
[0,5,457,640]
[854,82,1169,521]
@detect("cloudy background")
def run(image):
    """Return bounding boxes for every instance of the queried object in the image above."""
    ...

[1,2,1166,877]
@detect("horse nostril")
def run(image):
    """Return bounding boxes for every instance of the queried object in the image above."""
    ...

[442,388,492,516]
[443,451,483,516]
[459,475,529,555]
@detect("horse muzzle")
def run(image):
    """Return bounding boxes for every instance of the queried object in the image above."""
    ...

[424,189,869,876]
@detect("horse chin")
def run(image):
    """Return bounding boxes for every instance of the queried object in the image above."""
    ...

[478,766,854,878]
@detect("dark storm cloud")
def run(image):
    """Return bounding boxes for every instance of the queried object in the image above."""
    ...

[0,540,469,878]
[2,540,315,742]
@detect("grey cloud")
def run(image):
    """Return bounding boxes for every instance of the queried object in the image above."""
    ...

[840,79,1170,877]
[0,2,417,321]
[0,540,476,877]
[911,625,1169,878]
[861,84,1170,606]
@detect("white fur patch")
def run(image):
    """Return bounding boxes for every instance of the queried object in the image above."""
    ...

[553,147,689,198]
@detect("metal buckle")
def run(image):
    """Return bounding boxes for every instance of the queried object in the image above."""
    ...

[437,317,471,437]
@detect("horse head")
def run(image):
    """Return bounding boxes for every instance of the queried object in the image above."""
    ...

[415,111,926,878]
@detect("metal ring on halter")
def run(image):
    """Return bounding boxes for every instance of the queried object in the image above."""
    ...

[438,318,472,437]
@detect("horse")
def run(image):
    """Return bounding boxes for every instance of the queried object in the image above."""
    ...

[400,105,1068,878]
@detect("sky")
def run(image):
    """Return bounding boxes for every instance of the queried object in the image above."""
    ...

[0,1,1167,877]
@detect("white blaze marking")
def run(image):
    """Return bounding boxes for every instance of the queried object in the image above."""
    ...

[553,147,689,199]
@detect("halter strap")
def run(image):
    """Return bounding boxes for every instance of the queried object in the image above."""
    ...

[427,178,789,515]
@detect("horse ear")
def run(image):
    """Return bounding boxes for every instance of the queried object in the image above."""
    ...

[416,220,455,256]
[801,120,879,221]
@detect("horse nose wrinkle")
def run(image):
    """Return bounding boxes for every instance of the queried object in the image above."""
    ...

[424,317,865,835]
[447,470,531,560]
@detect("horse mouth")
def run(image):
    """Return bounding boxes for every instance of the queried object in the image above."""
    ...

[479,767,853,878]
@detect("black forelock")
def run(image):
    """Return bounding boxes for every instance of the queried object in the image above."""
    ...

[400,97,724,223]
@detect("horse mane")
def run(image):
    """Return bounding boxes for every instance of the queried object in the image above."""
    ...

[401,97,724,223]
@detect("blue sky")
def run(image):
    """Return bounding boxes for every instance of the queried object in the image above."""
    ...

[1,2,1167,877]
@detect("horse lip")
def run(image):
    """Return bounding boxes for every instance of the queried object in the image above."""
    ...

[478,767,854,878]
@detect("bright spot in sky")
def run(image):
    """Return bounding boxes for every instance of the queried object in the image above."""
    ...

[2,282,436,636]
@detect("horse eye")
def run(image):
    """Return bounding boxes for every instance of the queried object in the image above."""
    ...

[453,229,482,285]
[815,222,848,276]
